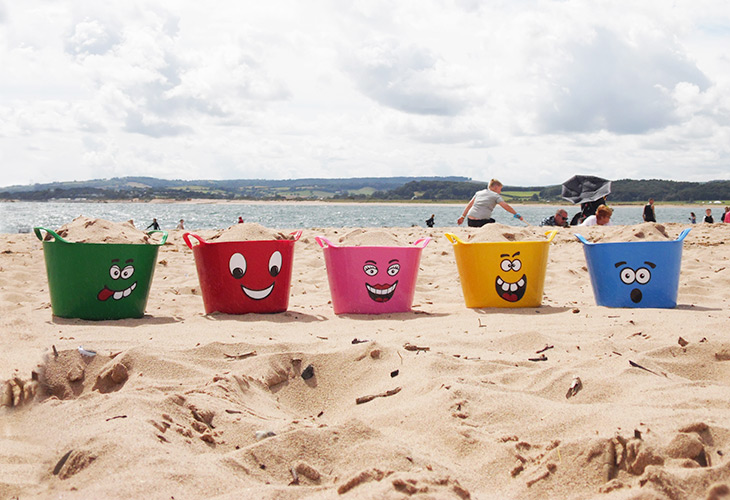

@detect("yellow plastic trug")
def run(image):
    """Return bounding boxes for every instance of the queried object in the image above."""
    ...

[445,230,557,308]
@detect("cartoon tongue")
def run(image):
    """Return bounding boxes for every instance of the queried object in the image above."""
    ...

[501,292,519,302]
[97,287,114,301]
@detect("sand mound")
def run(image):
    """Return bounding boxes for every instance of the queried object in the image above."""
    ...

[575,222,676,243]
[338,229,407,246]
[48,216,153,244]
[208,223,295,242]
[466,224,550,243]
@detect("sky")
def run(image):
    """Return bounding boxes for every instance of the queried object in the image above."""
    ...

[1,0,730,188]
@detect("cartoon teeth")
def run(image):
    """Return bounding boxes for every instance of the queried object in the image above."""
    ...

[97,281,138,301]
[241,283,275,300]
[495,275,527,302]
[366,281,398,302]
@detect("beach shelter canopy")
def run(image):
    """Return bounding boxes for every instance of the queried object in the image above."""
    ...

[561,175,612,204]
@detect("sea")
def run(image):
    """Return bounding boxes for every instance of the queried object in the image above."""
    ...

[0,200,718,234]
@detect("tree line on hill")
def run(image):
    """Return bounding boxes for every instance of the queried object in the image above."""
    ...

[366,179,730,203]
[0,177,728,203]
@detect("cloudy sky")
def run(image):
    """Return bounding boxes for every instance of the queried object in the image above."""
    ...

[1,0,729,188]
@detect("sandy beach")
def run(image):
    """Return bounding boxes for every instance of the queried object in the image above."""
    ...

[2,222,730,499]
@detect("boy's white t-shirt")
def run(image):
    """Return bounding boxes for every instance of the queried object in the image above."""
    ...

[467,189,503,219]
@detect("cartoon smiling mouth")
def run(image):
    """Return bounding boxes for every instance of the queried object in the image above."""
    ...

[495,275,527,302]
[97,282,138,301]
[241,283,275,300]
[366,281,398,302]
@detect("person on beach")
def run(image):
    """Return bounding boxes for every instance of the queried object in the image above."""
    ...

[569,197,608,226]
[580,205,613,226]
[176,219,185,230]
[643,198,656,222]
[689,212,696,224]
[425,214,435,227]
[723,207,730,223]
[704,208,714,223]
[540,209,569,227]
[457,179,525,227]
[146,218,161,230]
[238,216,244,224]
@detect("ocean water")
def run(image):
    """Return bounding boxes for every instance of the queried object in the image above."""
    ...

[0,200,717,234]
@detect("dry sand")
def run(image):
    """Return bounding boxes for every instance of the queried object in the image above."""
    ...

[2,222,730,499]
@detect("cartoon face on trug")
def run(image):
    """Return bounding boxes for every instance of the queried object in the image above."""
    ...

[616,260,655,304]
[229,250,282,300]
[496,251,527,302]
[97,258,137,301]
[363,258,400,302]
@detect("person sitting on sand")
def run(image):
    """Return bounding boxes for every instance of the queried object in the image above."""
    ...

[689,212,696,224]
[540,209,569,228]
[146,218,161,230]
[580,205,613,226]
[238,216,244,224]
[425,214,435,227]
[457,179,525,227]
[176,219,185,230]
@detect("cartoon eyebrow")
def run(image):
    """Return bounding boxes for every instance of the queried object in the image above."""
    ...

[614,261,627,268]
[125,259,134,263]
[512,252,521,257]
[111,259,120,263]
[500,254,510,258]
[389,259,399,264]
[644,261,656,268]
[365,260,377,265]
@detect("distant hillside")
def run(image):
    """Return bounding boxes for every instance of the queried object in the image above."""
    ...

[1,176,729,203]
[0,176,471,201]
[536,179,730,203]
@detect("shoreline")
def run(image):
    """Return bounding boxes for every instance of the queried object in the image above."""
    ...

[2,197,723,207]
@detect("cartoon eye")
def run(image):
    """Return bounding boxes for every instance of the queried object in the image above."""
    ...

[620,268,636,284]
[387,263,400,276]
[635,267,651,285]
[120,265,135,279]
[500,259,512,272]
[229,253,247,279]
[269,251,282,277]
[363,264,378,276]
[109,265,121,280]
[511,259,522,272]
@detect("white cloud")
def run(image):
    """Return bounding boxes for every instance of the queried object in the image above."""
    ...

[1,0,730,187]
[341,37,473,116]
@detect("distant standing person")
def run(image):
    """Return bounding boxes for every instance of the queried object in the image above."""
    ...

[457,179,525,227]
[176,219,185,230]
[425,214,435,227]
[703,208,714,223]
[689,212,696,224]
[540,209,569,227]
[580,205,613,226]
[146,218,161,230]
[723,207,730,223]
[643,198,656,222]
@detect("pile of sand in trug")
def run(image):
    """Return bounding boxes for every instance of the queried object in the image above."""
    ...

[575,222,674,243]
[466,224,549,243]
[605,222,672,242]
[208,222,295,242]
[337,229,407,246]
[47,216,154,244]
